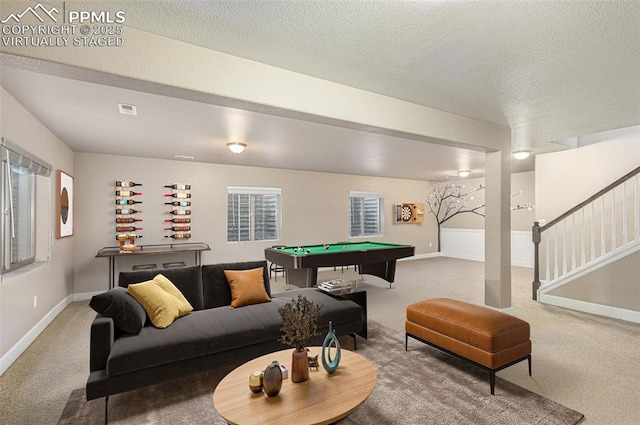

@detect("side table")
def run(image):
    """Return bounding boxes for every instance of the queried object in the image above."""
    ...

[322,289,367,340]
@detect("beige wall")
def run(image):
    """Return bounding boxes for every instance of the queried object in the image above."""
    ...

[548,250,640,311]
[0,87,74,359]
[439,171,536,231]
[535,131,639,222]
[74,153,436,294]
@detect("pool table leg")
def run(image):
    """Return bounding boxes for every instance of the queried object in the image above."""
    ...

[285,267,318,288]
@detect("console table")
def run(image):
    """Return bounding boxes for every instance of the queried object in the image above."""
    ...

[96,242,210,289]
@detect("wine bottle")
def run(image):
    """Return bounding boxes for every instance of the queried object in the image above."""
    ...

[116,217,142,224]
[164,226,190,232]
[115,235,143,240]
[164,217,191,223]
[165,233,191,239]
[115,190,142,197]
[164,184,191,190]
[116,180,142,187]
[164,192,191,199]
[116,226,143,232]
[165,209,191,215]
[116,199,143,205]
[164,201,191,207]
[116,208,142,215]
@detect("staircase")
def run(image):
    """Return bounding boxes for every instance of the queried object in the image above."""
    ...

[531,166,640,322]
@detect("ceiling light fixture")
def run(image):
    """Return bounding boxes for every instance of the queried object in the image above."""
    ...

[512,150,532,160]
[457,170,471,178]
[227,142,247,154]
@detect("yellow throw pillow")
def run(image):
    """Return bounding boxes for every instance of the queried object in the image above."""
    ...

[152,274,193,317]
[127,281,182,328]
[224,268,271,308]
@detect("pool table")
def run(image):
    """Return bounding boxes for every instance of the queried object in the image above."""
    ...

[264,241,415,288]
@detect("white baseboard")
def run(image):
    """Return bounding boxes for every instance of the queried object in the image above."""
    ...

[0,294,73,376]
[73,290,104,301]
[539,293,640,324]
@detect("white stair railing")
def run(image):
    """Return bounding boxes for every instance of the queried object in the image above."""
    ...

[532,166,640,300]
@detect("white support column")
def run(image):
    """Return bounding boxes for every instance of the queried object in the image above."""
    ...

[484,150,511,309]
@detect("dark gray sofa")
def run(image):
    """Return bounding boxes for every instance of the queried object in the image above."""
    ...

[86,260,364,401]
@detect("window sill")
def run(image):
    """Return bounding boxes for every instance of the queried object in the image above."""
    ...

[349,234,383,239]
[0,261,48,283]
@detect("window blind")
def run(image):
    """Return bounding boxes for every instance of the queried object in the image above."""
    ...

[1,138,52,177]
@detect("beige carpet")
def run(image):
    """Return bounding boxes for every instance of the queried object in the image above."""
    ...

[2,258,639,424]
[58,321,583,425]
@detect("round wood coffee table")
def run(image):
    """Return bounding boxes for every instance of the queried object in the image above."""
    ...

[213,346,377,425]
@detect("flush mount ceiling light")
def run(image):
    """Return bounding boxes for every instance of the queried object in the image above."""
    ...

[457,170,471,178]
[227,142,247,154]
[512,150,532,160]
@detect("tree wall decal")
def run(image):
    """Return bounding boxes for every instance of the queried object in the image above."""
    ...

[426,183,534,252]
[426,183,485,252]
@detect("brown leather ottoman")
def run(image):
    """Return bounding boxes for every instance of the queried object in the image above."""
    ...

[405,298,531,394]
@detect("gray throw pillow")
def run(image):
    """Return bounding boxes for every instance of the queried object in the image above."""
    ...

[89,287,147,334]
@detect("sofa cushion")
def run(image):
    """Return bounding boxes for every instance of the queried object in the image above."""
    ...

[152,274,193,317]
[107,299,286,376]
[202,261,271,309]
[89,287,147,334]
[127,281,182,328]
[119,265,204,310]
[224,268,271,308]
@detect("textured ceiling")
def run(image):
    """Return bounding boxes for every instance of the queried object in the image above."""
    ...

[1,0,638,181]
[110,0,640,146]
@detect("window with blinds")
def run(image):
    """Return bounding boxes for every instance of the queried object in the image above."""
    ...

[349,191,384,237]
[1,138,52,274]
[227,186,281,242]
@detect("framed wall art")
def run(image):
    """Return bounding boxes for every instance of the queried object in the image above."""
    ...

[57,170,74,238]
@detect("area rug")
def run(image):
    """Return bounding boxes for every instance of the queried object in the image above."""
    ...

[59,321,584,424]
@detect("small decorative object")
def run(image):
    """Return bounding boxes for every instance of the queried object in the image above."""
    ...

[321,321,341,374]
[308,354,319,370]
[278,295,322,383]
[262,361,283,397]
[57,170,74,238]
[279,364,288,380]
[249,371,264,393]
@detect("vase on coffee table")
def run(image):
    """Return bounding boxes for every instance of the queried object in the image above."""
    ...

[291,348,310,383]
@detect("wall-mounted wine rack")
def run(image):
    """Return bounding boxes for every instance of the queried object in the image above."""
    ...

[164,183,191,240]
[115,180,143,251]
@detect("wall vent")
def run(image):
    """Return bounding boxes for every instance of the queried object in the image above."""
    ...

[174,155,195,160]
[118,103,137,116]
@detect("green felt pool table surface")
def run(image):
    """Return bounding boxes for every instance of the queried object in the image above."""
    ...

[273,242,407,255]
